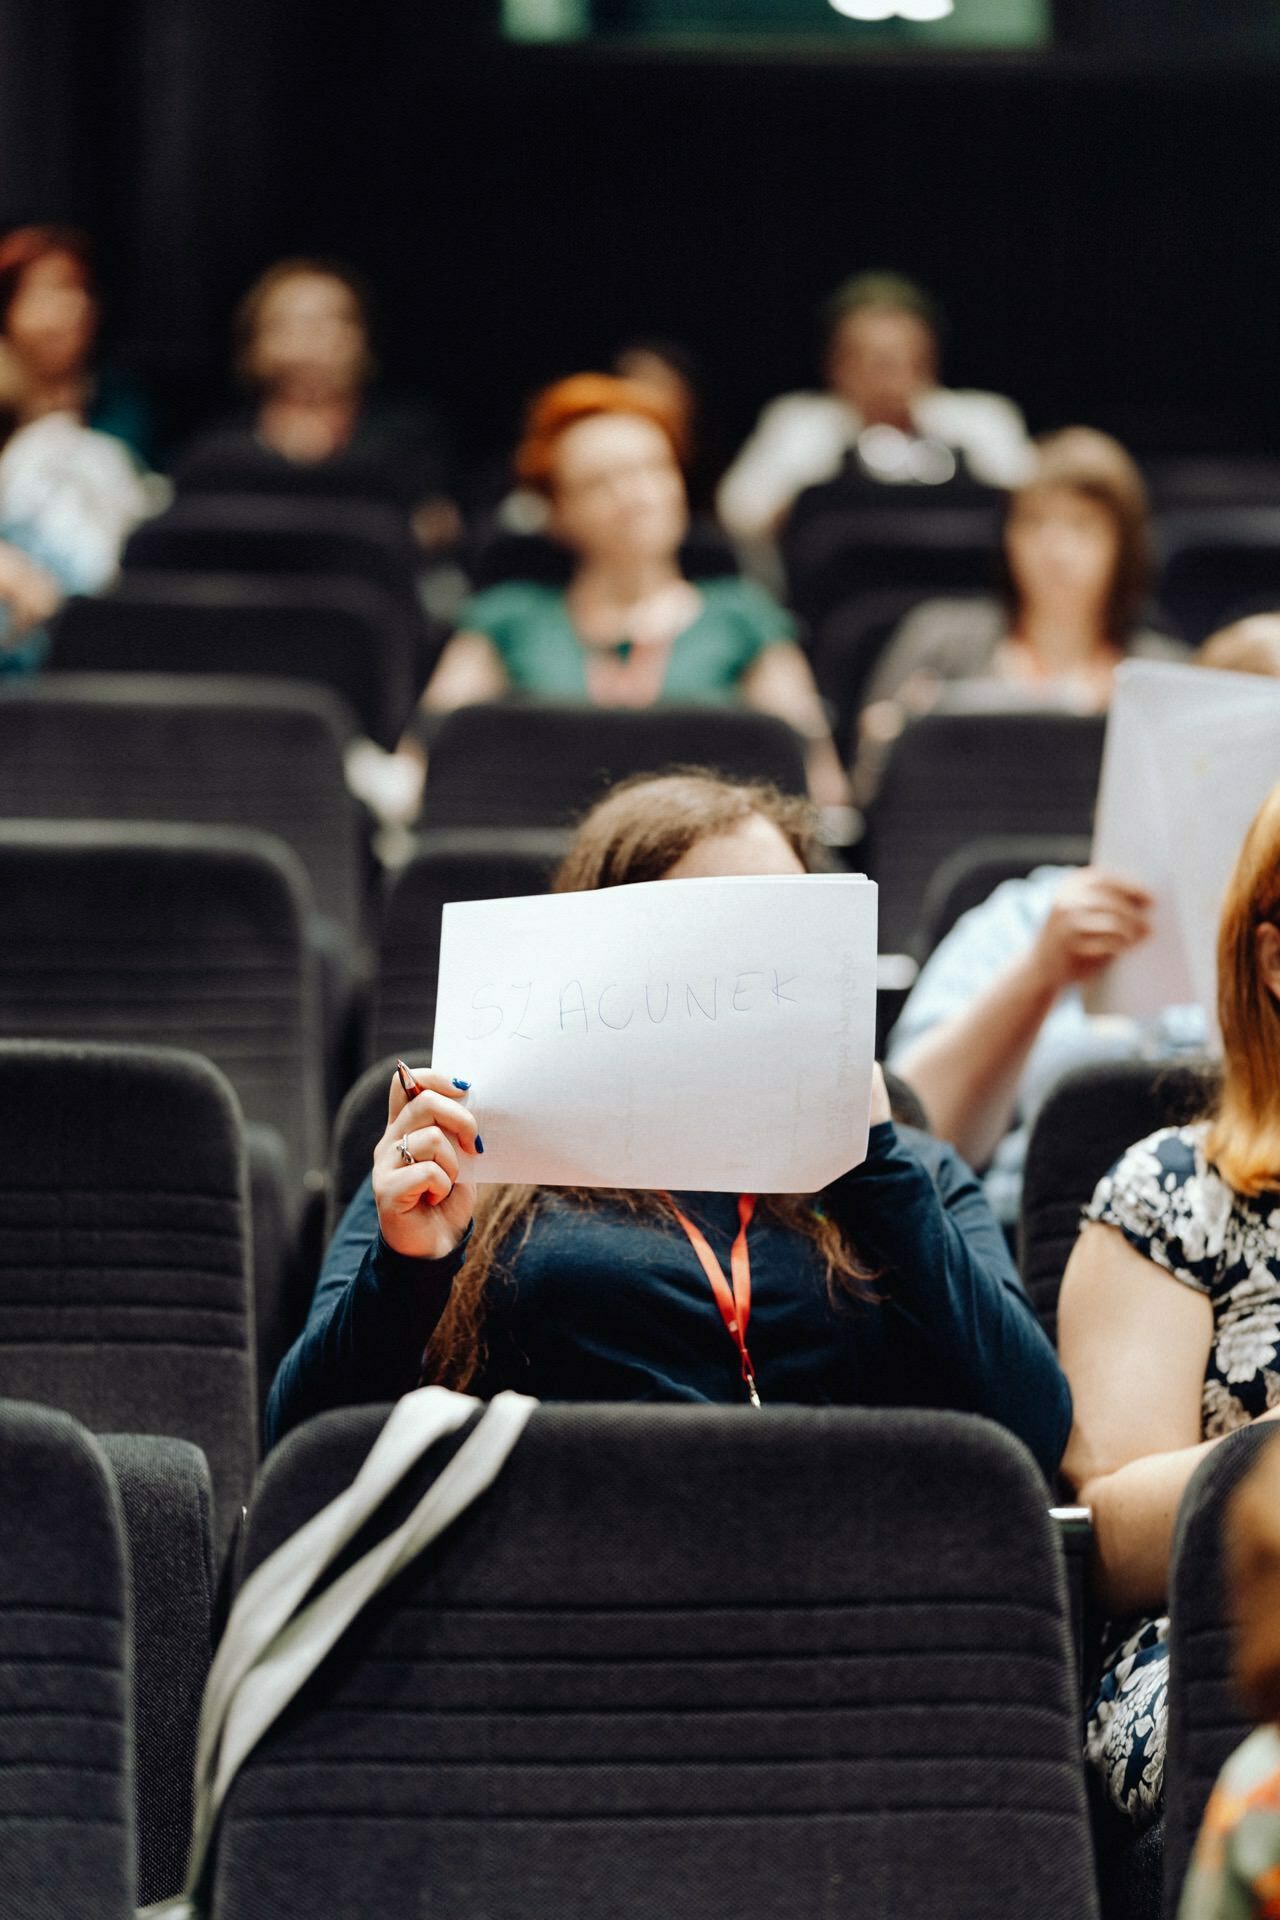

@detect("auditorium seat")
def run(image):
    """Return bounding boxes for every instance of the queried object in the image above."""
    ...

[0,823,326,1186]
[51,572,420,748]
[0,674,369,935]
[209,1403,1097,1920]
[1018,1058,1220,1347]
[912,833,1093,965]
[807,585,990,751]
[99,1433,215,1909]
[1163,1422,1275,1919]
[422,700,809,831]
[1158,505,1280,642]
[326,1053,399,1239]
[0,1400,136,1920]
[781,498,1002,632]
[370,829,566,1061]
[0,1043,255,1557]
[861,704,1106,953]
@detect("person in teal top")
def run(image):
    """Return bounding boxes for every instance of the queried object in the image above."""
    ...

[452,572,790,702]
[420,373,849,807]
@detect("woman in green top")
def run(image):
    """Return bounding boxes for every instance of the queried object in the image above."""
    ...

[422,373,848,806]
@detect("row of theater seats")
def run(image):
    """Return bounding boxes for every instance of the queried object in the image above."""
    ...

[49,489,1280,762]
[0,671,1105,952]
[0,1365,1260,1917]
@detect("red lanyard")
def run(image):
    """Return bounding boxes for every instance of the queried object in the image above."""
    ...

[665,1193,762,1408]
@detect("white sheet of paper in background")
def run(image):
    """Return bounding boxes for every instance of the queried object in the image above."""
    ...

[1089,660,1280,1027]
[431,873,877,1192]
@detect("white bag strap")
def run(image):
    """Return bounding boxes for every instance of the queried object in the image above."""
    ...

[139,1386,537,1918]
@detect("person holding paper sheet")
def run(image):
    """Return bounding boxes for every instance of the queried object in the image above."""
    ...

[415,375,850,810]
[1057,784,1280,1828]
[887,632,1280,1220]
[266,773,1070,1480]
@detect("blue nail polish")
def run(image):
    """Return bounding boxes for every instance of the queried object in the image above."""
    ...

[451,1077,471,1090]
[474,1133,485,1154]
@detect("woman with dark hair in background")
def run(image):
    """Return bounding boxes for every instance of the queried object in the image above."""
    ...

[862,427,1181,722]
[267,769,1070,1483]
[174,257,457,545]
[0,224,155,467]
[1059,783,1280,1828]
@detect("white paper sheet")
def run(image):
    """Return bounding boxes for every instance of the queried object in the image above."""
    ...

[1089,659,1280,1030]
[430,873,878,1192]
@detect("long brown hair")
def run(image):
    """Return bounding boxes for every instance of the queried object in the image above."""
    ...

[1204,783,1280,1196]
[1006,427,1153,644]
[425,771,877,1391]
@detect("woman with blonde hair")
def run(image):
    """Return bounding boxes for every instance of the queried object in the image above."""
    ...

[267,770,1067,1475]
[1059,782,1280,1827]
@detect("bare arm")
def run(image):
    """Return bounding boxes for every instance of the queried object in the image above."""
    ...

[740,641,851,809]
[1058,1224,1280,1616]
[420,630,509,713]
[893,868,1152,1167]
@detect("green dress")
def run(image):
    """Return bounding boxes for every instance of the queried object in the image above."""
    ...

[456,576,794,701]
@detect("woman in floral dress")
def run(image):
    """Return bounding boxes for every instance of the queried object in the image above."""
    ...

[1058,781,1280,1825]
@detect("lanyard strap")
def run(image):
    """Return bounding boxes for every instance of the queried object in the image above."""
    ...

[665,1192,762,1408]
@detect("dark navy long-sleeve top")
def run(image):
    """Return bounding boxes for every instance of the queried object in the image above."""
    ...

[266,1121,1071,1478]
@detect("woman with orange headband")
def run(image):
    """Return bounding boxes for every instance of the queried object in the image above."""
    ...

[421,374,848,806]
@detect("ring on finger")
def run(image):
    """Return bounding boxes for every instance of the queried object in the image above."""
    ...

[395,1136,416,1167]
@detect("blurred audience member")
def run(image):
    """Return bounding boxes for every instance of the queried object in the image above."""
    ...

[1177,1434,1280,1920]
[717,271,1031,544]
[613,335,725,514]
[885,621,1280,1220]
[422,374,848,807]
[863,428,1178,716]
[1059,783,1280,1828]
[175,258,458,547]
[0,343,152,672]
[0,225,155,468]
[854,428,1183,804]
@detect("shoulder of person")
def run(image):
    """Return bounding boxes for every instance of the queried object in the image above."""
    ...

[892,593,1006,650]
[1083,1121,1234,1289]
[696,574,793,637]
[746,390,851,443]
[455,579,561,638]
[921,385,1028,431]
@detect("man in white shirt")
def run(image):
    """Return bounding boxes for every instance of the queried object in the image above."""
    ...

[717,272,1032,544]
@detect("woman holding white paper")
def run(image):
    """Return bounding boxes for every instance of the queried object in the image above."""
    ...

[267,773,1069,1478]
[1059,782,1280,1828]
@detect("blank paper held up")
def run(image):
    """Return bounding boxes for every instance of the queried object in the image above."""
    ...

[431,872,878,1192]
[1089,659,1280,1032]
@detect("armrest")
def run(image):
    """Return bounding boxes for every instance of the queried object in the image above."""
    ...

[1051,1505,1094,1695]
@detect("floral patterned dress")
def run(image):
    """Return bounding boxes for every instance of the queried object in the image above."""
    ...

[1081,1125,1280,1825]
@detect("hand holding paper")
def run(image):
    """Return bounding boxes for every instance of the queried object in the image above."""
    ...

[1089,659,1280,1033]
[431,873,879,1193]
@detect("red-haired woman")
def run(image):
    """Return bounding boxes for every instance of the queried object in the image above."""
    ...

[1060,782,1280,1827]
[421,374,848,806]
[267,770,1069,1481]
[0,225,154,467]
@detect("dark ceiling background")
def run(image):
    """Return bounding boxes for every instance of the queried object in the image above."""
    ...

[2,0,1277,471]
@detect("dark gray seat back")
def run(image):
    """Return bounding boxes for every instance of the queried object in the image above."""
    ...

[51,573,419,747]
[0,673,367,932]
[423,700,809,831]
[211,1405,1097,1920]
[99,1434,215,1910]
[0,822,326,1183]
[0,1042,255,1557]
[863,704,1106,952]
[0,1400,135,1918]
[1018,1059,1219,1346]
[1164,1423,1277,1918]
